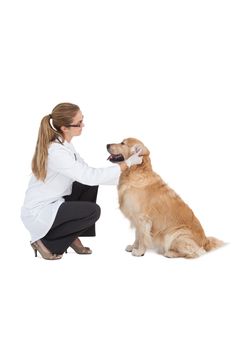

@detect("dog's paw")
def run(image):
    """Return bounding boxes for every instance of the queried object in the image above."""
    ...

[125,245,133,252]
[132,248,145,257]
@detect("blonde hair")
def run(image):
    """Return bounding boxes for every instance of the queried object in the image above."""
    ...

[32,102,80,181]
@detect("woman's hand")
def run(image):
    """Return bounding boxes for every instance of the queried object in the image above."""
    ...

[125,149,143,167]
[119,149,143,171]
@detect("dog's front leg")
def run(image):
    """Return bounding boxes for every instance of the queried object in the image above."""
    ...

[131,216,152,257]
[131,233,146,256]
[125,236,139,252]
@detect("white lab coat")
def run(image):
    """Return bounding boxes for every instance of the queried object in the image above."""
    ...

[21,140,120,243]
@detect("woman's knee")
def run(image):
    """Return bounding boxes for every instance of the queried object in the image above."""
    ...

[84,202,101,222]
[93,203,101,221]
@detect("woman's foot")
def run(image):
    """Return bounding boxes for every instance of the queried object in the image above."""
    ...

[31,240,63,260]
[70,238,92,254]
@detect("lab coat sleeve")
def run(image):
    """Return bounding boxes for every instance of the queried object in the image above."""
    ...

[48,146,121,186]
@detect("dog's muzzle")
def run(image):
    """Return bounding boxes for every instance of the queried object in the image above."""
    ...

[106,144,125,163]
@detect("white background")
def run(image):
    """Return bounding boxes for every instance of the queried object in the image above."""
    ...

[0,0,233,349]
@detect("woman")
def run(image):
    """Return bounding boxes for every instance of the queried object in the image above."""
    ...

[21,102,142,260]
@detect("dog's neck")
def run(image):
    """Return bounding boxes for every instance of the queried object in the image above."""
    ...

[118,156,155,191]
[139,155,152,171]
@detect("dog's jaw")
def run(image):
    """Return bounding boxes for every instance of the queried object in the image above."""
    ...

[107,153,125,163]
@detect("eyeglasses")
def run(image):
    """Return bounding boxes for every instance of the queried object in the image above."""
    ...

[67,120,84,128]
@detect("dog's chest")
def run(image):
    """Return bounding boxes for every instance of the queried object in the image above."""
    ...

[118,185,140,219]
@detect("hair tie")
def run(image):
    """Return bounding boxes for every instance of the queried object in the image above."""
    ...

[49,115,57,131]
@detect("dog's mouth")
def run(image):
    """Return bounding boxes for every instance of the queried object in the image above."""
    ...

[107,153,125,163]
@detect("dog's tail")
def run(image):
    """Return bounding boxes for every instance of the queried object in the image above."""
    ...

[204,236,225,252]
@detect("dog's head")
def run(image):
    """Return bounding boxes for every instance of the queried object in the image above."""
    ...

[106,138,150,163]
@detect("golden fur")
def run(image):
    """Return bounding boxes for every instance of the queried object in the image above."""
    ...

[108,138,223,258]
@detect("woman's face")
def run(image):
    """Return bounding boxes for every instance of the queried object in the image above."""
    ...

[61,110,85,141]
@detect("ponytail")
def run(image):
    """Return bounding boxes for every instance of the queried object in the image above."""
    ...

[31,115,63,181]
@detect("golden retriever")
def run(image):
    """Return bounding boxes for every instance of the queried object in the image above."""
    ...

[107,138,223,258]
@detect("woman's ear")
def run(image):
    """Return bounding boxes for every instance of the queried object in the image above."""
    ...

[61,126,69,133]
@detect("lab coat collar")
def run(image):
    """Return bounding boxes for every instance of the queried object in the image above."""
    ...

[63,139,75,151]
[53,136,74,151]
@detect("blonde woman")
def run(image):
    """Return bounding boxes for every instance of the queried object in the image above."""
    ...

[21,103,142,260]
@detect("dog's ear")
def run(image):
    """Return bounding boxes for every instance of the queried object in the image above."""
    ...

[132,144,150,156]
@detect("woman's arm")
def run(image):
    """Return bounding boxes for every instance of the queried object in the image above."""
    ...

[48,146,121,186]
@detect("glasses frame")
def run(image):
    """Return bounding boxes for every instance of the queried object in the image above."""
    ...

[67,120,84,128]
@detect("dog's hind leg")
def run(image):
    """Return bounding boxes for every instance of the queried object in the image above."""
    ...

[164,229,206,258]
[131,216,152,257]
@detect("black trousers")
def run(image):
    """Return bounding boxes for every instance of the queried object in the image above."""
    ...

[41,182,100,255]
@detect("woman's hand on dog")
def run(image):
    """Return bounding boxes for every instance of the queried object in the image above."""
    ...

[125,148,143,167]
